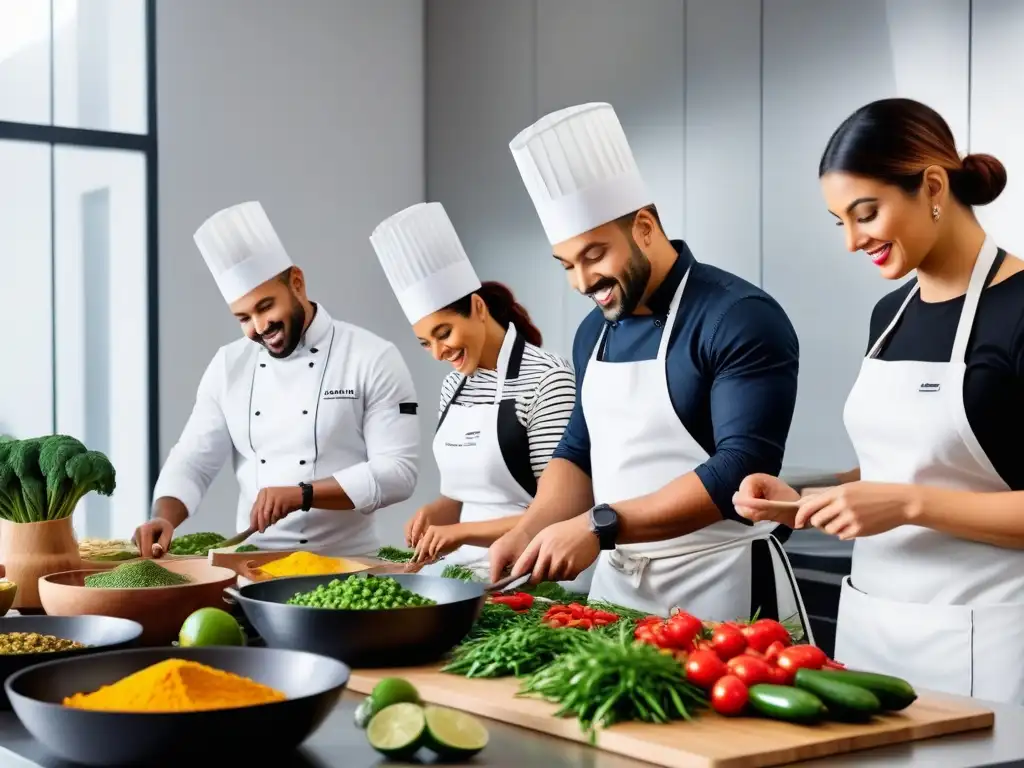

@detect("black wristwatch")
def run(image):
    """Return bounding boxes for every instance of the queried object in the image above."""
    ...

[589,504,619,550]
[298,482,314,511]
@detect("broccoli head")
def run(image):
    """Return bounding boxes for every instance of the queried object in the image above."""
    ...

[0,436,116,522]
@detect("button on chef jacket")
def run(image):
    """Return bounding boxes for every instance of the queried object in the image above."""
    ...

[152,303,420,556]
[553,240,800,524]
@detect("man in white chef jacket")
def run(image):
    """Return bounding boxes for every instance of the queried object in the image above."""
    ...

[489,104,811,632]
[134,201,420,557]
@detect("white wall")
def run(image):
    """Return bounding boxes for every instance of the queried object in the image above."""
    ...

[425,0,1023,473]
[158,0,430,544]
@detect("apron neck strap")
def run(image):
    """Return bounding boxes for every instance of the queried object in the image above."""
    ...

[951,235,1000,363]
[493,323,522,403]
[657,266,691,360]
[589,265,693,364]
[867,234,998,362]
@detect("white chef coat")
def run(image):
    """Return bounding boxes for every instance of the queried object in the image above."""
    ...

[153,305,420,556]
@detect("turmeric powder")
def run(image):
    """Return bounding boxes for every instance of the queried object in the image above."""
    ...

[63,658,286,713]
[260,551,364,577]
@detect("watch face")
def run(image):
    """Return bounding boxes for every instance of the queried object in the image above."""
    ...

[593,505,616,529]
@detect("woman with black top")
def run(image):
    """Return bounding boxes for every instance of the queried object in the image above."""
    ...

[371,201,592,591]
[734,98,1024,703]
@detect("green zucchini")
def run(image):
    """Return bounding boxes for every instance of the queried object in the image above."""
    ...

[794,668,881,722]
[747,684,826,723]
[801,668,917,711]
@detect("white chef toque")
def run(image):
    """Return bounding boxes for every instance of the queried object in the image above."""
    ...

[509,102,652,246]
[370,202,482,325]
[193,201,294,304]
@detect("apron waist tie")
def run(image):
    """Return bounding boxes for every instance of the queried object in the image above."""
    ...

[607,549,650,589]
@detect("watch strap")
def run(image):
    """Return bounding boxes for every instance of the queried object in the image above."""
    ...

[298,482,314,511]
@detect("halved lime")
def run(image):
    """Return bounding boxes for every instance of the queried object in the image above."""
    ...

[424,705,488,759]
[366,702,426,759]
[370,677,420,711]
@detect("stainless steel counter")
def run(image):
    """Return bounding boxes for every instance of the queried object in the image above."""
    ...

[2,690,1022,767]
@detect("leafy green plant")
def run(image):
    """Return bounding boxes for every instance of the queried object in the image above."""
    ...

[0,436,115,522]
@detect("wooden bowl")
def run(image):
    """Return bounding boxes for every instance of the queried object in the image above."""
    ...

[208,548,300,575]
[37,560,237,646]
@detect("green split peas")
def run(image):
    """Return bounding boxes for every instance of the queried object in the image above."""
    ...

[286,575,437,610]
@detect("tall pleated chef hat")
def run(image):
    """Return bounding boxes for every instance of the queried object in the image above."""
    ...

[193,201,294,304]
[370,201,482,325]
[509,102,652,246]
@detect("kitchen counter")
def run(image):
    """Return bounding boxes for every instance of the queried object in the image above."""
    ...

[2,690,1022,767]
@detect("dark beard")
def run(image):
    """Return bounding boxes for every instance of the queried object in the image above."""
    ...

[257,295,307,358]
[588,238,651,322]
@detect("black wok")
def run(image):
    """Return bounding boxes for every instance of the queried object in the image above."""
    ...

[0,615,143,709]
[226,572,525,667]
[5,645,349,767]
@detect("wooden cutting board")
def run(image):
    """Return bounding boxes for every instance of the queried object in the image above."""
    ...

[348,665,994,768]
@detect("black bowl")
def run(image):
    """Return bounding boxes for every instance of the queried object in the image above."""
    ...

[6,645,349,767]
[0,615,142,709]
[228,572,486,667]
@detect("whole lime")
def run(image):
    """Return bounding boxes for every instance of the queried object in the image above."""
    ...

[179,607,247,647]
[370,677,421,712]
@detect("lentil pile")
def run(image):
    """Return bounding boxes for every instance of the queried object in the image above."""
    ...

[286,575,436,610]
[63,658,286,713]
[0,632,86,655]
[84,560,193,588]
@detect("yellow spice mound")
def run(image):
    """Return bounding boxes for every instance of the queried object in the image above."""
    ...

[63,658,286,713]
[260,551,358,577]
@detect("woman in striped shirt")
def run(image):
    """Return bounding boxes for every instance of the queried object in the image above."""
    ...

[371,202,585,587]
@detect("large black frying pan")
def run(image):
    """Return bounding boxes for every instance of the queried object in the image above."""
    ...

[5,645,349,766]
[0,615,142,709]
[226,572,527,667]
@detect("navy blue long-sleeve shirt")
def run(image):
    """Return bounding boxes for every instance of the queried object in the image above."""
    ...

[553,240,799,522]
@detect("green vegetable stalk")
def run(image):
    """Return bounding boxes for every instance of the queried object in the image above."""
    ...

[517,623,707,741]
[0,436,115,523]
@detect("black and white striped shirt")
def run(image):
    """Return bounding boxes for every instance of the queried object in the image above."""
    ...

[438,343,577,478]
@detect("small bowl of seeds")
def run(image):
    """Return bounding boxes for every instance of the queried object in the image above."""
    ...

[0,614,143,708]
[0,581,17,618]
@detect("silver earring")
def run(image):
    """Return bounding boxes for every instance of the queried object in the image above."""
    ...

[932,205,941,222]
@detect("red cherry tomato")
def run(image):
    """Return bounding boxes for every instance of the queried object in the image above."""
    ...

[685,650,728,689]
[634,625,656,645]
[711,674,749,716]
[776,645,828,674]
[769,664,793,685]
[711,624,747,661]
[741,620,791,653]
[665,612,704,650]
[764,640,787,664]
[726,654,775,687]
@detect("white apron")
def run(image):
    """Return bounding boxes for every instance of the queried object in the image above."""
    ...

[836,235,1024,703]
[583,266,812,635]
[423,325,594,592]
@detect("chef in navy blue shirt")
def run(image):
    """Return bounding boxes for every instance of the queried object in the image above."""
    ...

[489,102,813,630]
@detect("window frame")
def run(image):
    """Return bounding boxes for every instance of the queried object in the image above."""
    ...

[0,0,160,495]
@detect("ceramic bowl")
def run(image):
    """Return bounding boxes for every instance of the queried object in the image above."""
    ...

[38,560,237,645]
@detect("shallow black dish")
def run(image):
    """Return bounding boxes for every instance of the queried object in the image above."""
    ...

[0,615,142,709]
[6,645,349,767]
[226,572,486,667]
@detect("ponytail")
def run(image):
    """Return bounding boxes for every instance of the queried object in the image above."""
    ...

[444,281,543,346]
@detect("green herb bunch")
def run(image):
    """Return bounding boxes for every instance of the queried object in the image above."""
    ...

[374,546,414,563]
[518,623,707,741]
[443,622,585,679]
[0,435,115,522]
